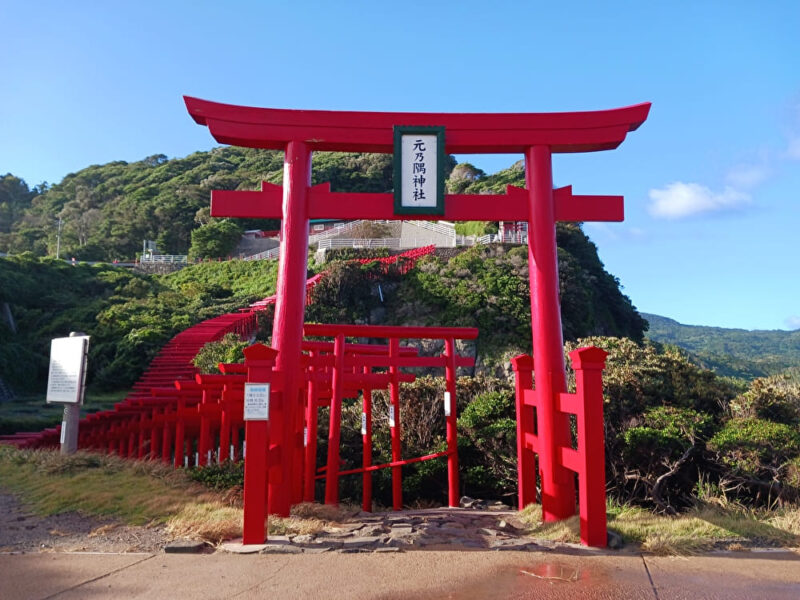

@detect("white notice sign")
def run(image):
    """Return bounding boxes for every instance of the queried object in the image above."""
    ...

[244,383,270,421]
[444,391,452,417]
[393,126,445,215]
[401,134,437,208]
[46,336,90,404]
[389,405,396,428]
[361,412,367,435]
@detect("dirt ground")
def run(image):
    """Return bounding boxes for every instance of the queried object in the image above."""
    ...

[0,491,168,553]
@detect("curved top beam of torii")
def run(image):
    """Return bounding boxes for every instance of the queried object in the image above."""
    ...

[184,96,650,154]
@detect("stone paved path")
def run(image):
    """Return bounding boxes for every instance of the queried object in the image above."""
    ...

[225,504,595,555]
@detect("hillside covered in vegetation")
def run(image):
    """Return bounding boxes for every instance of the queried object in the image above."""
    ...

[0,150,423,261]
[643,313,800,379]
[0,255,280,393]
[2,150,799,515]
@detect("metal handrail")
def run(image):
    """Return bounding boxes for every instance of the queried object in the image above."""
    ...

[242,247,281,261]
[140,254,188,263]
[318,238,401,250]
[307,220,367,244]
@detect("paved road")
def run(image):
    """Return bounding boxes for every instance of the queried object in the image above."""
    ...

[1,549,799,600]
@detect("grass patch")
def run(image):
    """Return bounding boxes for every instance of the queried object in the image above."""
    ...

[454,221,492,237]
[518,500,800,555]
[269,502,361,536]
[608,501,800,554]
[518,504,582,544]
[0,447,242,542]
[5,447,798,554]
[0,448,366,544]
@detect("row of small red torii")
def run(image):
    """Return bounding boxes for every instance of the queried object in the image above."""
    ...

[65,322,609,547]
[185,96,650,547]
[64,322,475,535]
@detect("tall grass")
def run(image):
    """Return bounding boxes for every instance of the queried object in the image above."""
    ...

[518,500,800,555]
[0,447,242,542]
[0,448,368,544]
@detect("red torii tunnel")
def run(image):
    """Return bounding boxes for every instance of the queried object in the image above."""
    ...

[185,96,650,539]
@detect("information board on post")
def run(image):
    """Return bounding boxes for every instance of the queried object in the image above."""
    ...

[244,382,270,421]
[46,336,90,405]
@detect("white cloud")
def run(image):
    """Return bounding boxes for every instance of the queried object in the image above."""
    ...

[725,163,771,188]
[648,182,750,219]
[785,315,800,330]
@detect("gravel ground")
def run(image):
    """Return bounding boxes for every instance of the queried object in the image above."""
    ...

[0,491,169,553]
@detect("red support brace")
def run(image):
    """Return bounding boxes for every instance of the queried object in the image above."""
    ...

[444,338,460,507]
[511,354,537,509]
[389,338,403,511]
[324,334,345,506]
[303,350,319,503]
[362,367,373,513]
[569,346,609,547]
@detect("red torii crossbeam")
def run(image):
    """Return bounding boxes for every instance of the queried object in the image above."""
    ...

[185,96,650,529]
[209,182,624,223]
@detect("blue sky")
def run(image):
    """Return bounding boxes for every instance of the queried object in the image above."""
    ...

[2,1,798,330]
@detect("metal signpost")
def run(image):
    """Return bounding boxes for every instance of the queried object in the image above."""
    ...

[46,333,90,455]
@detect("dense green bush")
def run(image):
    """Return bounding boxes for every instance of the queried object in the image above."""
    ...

[710,418,800,477]
[457,390,518,500]
[188,219,243,260]
[193,333,250,374]
[306,260,398,325]
[622,406,714,464]
[565,336,737,509]
[729,373,800,424]
[567,336,736,427]
[187,460,244,490]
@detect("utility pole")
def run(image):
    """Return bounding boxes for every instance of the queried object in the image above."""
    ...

[56,217,63,259]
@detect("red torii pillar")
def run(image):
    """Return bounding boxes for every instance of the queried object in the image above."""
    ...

[185,97,650,522]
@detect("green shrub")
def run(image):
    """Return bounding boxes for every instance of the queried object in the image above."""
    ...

[188,460,244,490]
[709,418,800,478]
[729,374,800,424]
[188,219,243,260]
[193,333,249,374]
[457,390,518,500]
[306,260,397,325]
[623,406,711,459]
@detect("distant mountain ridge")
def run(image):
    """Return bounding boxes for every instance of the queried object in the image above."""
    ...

[643,313,800,379]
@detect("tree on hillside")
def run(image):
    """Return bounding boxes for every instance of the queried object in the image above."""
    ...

[59,185,101,247]
[0,174,36,235]
[446,162,486,193]
[189,219,243,260]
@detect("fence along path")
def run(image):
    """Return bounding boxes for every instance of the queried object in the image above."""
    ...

[0,246,437,451]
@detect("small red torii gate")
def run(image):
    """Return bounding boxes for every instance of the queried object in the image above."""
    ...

[185,97,650,530]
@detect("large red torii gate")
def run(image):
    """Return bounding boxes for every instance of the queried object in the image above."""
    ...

[185,97,650,523]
